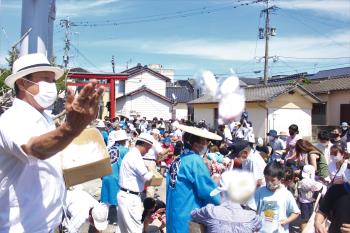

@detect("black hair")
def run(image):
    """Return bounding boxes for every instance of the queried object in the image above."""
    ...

[174,141,184,156]
[14,74,32,96]
[264,162,285,179]
[288,124,299,134]
[135,140,148,147]
[183,132,204,150]
[141,198,166,223]
[318,130,331,141]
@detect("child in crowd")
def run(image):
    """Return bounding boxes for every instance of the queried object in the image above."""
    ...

[254,162,300,233]
[142,198,166,233]
[295,165,325,231]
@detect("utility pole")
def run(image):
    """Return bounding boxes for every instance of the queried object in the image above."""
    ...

[111,55,115,73]
[263,0,270,85]
[60,17,71,69]
[260,0,277,85]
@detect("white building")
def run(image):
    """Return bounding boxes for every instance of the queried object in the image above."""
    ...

[116,64,173,120]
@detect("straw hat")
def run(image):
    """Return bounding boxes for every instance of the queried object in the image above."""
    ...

[5,53,64,88]
[176,124,222,141]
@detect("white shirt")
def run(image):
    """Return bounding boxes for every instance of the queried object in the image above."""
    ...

[328,159,349,184]
[242,150,267,185]
[143,140,163,160]
[0,98,66,233]
[119,147,153,192]
[173,129,182,140]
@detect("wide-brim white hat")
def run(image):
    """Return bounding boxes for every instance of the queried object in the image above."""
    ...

[114,130,129,141]
[176,124,222,141]
[5,53,64,88]
[136,133,154,145]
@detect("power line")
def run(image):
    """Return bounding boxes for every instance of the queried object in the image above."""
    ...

[279,10,349,49]
[67,0,262,27]
[278,56,350,60]
[70,43,105,73]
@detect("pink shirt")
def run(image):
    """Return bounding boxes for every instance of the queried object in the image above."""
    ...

[285,134,301,160]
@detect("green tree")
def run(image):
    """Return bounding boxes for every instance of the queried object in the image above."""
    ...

[5,48,19,70]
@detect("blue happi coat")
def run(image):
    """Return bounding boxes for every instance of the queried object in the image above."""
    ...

[100,143,129,205]
[166,150,220,233]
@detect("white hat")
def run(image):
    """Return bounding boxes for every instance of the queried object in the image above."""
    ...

[96,120,105,128]
[91,204,109,231]
[302,165,315,180]
[151,128,160,135]
[176,124,222,141]
[341,122,349,127]
[5,53,64,88]
[136,133,154,145]
[210,170,256,204]
[114,130,128,141]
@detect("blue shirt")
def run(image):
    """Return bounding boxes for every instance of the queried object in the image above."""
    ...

[166,150,220,233]
[100,144,129,205]
[254,186,300,233]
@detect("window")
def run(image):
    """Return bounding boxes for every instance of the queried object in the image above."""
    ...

[340,104,350,124]
[312,103,326,125]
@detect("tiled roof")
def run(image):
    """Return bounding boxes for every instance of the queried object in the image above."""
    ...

[116,85,172,103]
[121,64,171,81]
[166,86,195,103]
[303,76,350,93]
[310,67,350,80]
[239,77,261,85]
[188,83,321,104]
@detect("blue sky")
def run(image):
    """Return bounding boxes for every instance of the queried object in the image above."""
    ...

[0,0,350,79]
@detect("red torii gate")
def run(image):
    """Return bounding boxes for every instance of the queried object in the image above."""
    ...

[67,72,128,119]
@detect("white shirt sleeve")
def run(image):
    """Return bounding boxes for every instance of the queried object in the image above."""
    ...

[0,127,36,164]
[134,156,152,181]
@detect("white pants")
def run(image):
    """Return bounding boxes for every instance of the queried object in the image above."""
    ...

[115,190,143,233]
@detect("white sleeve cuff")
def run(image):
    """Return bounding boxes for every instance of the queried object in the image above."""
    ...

[143,172,153,181]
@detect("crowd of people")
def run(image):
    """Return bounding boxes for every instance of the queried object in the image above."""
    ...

[1,53,349,233]
[94,111,350,233]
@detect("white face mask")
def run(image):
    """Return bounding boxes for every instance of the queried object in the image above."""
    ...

[342,127,348,131]
[332,154,343,162]
[199,145,208,155]
[266,181,280,191]
[24,79,57,108]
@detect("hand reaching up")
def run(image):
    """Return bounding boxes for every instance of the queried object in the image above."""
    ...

[65,81,104,136]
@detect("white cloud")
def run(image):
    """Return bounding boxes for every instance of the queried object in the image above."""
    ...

[85,30,350,62]
[276,0,350,20]
[56,0,121,17]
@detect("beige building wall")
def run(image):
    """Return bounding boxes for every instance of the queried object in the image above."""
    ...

[193,108,215,128]
[246,103,267,139]
[318,91,350,126]
[174,103,188,120]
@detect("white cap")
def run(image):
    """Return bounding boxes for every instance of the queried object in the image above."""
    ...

[302,165,315,180]
[91,204,108,231]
